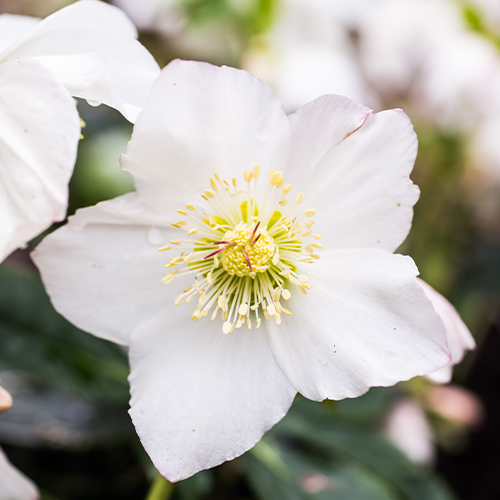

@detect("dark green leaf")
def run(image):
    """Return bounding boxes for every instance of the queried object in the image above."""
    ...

[0,266,129,402]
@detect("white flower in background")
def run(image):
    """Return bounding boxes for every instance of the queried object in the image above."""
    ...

[383,385,483,466]
[0,386,39,500]
[410,32,500,130]
[243,0,376,112]
[358,0,500,130]
[384,397,435,465]
[418,280,476,384]
[359,0,465,99]
[33,60,451,481]
[357,0,500,235]
[0,0,160,263]
[112,0,183,35]
[0,0,160,122]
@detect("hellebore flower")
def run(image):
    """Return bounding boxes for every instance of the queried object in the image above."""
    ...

[33,60,451,481]
[0,0,160,263]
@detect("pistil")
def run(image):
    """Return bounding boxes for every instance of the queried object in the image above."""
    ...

[159,167,320,333]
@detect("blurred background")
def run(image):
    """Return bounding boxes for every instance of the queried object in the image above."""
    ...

[1,0,499,498]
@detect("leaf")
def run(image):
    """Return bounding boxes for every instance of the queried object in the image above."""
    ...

[244,437,398,500]
[0,266,129,402]
[273,397,457,500]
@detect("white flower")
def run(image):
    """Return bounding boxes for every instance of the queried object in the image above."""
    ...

[0,0,160,263]
[418,279,476,384]
[33,60,451,481]
[0,0,160,122]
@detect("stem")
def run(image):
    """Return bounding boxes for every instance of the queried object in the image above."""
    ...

[145,474,174,500]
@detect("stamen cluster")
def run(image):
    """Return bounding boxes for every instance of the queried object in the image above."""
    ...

[159,165,321,334]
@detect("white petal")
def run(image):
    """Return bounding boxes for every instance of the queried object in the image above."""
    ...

[32,193,176,346]
[287,103,419,252]
[128,305,296,482]
[285,94,372,180]
[0,14,39,53]
[418,279,476,383]
[0,58,80,262]
[121,60,291,213]
[0,447,39,500]
[26,0,138,37]
[265,249,450,401]
[2,1,160,123]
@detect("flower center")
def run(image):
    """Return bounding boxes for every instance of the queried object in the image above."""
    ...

[159,165,321,334]
[220,223,275,277]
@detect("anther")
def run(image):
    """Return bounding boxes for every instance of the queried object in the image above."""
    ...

[253,164,261,179]
[294,193,304,205]
[170,221,186,228]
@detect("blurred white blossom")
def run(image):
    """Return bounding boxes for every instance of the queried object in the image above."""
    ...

[243,0,377,111]
[384,398,435,465]
[0,0,160,263]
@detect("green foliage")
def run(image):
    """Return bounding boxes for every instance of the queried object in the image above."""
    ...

[463,3,500,48]
[243,396,457,500]
[404,126,472,295]
[0,266,129,402]
[181,0,277,36]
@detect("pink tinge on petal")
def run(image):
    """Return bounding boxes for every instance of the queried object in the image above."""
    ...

[286,101,419,253]
[418,279,476,383]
